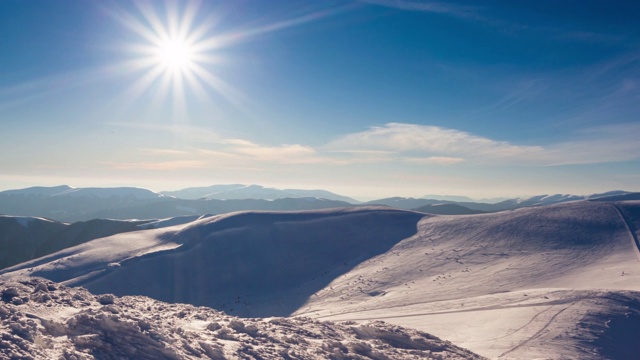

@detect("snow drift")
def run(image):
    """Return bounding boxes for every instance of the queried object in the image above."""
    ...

[0,277,483,359]
[1,207,425,317]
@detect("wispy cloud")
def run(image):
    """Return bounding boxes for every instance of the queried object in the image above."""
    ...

[106,160,206,171]
[326,123,548,163]
[403,156,465,165]
[106,122,640,172]
[220,139,324,164]
[361,0,481,20]
[326,122,640,166]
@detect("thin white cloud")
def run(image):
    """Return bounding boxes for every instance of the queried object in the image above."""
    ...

[106,160,207,170]
[327,123,548,163]
[404,156,465,165]
[108,122,640,171]
[221,139,322,164]
[362,0,481,20]
[107,122,223,142]
[326,122,640,166]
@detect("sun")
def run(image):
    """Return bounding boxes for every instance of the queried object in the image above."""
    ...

[112,1,238,118]
[156,38,194,71]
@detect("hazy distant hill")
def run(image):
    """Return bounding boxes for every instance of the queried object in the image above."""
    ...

[421,194,476,202]
[162,184,359,203]
[2,185,638,222]
[367,191,640,212]
[364,197,509,212]
[0,186,354,222]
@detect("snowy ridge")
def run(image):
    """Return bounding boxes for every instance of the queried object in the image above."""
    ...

[1,207,425,317]
[0,185,73,197]
[0,277,484,359]
[136,215,213,230]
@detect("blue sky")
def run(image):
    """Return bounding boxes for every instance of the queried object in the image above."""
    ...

[1,0,639,199]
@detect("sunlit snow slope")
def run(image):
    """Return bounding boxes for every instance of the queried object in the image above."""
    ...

[295,200,640,359]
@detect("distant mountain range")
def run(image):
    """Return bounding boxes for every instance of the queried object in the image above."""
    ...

[365,190,640,212]
[0,185,354,222]
[0,184,638,222]
[162,184,359,203]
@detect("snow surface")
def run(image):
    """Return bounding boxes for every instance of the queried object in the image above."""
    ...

[2,201,640,359]
[136,215,213,230]
[0,278,483,359]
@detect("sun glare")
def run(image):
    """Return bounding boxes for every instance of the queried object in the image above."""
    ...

[113,1,240,117]
[156,38,193,71]
[114,1,342,117]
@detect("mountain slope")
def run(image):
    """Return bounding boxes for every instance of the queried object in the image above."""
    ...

[0,216,67,270]
[161,184,359,203]
[1,207,424,317]
[2,201,639,358]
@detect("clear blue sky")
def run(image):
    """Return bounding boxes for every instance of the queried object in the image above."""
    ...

[1,0,639,199]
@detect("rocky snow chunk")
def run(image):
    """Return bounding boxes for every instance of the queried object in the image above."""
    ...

[0,278,484,359]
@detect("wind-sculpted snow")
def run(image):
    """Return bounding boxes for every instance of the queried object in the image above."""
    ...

[1,207,425,317]
[0,278,483,359]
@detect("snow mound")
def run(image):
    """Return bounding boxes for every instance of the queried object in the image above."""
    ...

[0,278,483,360]
[1,207,425,317]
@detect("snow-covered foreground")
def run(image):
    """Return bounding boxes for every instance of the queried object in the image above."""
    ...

[2,201,640,358]
[0,278,483,359]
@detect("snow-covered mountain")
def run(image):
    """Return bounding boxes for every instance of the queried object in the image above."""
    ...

[0,277,483,359]
[0,185,164,199]
[0,185,73,197]
[421,194,476,202]
[2,200,639,358]
[162,184,359,203]
[413,203,485,215]
[367,191,640,213]
[51,186,165,199]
